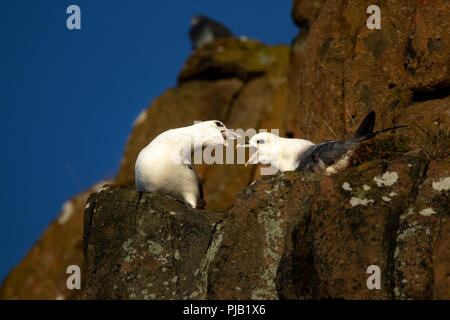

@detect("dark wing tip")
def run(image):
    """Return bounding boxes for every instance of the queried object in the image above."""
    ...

[353,110,376,138]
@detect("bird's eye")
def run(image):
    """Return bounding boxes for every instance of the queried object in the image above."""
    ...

[215,121,224,127]
[257,139,264,144]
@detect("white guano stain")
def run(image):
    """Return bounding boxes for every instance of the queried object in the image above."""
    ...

[374,171,398,187]
[432,177,450,192]
[342,182,352,191]
[91,180,111,193]
[57,201,74,225]
[419,208,436,217]
[133,109,148,127]
[96,185,109,193]
[350,197,374,207]
[382,196,391,202]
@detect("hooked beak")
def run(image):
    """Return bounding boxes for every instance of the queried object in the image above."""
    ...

[221,129,241,148]
[245,150,258,167]
[221,129,241,140]
[238,142,258,167]
[237,142,250,148]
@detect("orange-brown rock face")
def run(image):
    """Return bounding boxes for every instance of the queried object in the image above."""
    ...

[287,0,449,144]
[291,0,326,29]
[394,159,450,299]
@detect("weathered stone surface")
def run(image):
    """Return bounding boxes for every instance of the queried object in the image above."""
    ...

[83,185,226,299]
[207,171,320,299]
[402,0,450,92]
[178,38,289,84]
[303,155,427,299]
[292,0,326,28]
[82,152,449,300]
[394,158,450,299]
[397,96,450,160]
[286,0,450,143]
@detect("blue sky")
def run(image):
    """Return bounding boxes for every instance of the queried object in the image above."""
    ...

[0,1,297,283]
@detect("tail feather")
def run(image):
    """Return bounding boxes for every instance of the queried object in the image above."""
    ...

[359,125,408,141]
[352,111,375,138]
[351,110,407,141]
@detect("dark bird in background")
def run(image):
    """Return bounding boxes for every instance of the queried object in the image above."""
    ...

[243,111,407,175]
[189,14,234,50]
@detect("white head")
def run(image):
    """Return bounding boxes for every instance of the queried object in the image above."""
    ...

[243,132,282,168]
[193,120,241,147]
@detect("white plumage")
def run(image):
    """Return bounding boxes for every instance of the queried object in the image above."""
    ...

[135,120,239,209]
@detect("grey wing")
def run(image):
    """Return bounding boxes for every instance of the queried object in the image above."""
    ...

[189,22,204,49]
[296,140,358,172]
[190,19,233,49]
[210,21,234,37]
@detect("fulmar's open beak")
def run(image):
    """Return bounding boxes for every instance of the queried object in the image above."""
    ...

[237,142,250,148]
[245,150,259,167]
[221,129,241,140]
[220,129,241,147]
[237,142,258,167]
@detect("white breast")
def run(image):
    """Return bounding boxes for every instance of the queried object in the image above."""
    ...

[278,138,315,172]
[134,130,200,208]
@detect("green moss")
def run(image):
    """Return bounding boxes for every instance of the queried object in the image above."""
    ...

[213,40,289,72]
[178,38,289,82]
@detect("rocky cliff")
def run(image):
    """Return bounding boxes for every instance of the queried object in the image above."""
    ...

[83,149,448,299]
[1,0,448,300]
